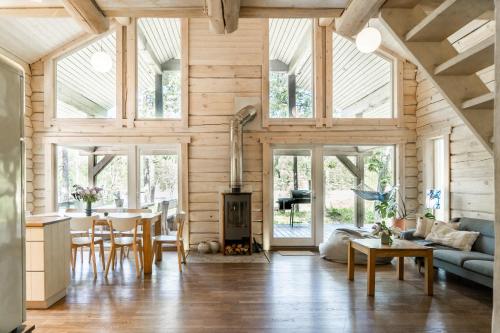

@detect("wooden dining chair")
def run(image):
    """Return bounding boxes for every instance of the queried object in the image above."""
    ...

[152,212,187,272]
[105,216,143,278]
[70,216,105,279]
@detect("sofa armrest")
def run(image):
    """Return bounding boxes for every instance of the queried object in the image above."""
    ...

[399,229,417,240]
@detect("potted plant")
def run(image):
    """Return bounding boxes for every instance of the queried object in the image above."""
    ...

[374,187,398,245]
[71,185,103,216]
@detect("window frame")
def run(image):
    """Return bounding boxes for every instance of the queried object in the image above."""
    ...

[422,128,451,221]
[325,25,403,126]
[128,18,189,128]
[44,26,124,128]
[262,18,323,127]
[45,137,190,216]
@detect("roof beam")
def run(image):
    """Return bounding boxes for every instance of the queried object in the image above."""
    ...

[222,0,241,33]
[62,0,109,34]
[335,0,386,37]
[207,0,225,34]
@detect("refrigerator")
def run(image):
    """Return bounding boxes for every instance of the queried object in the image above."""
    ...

[0,57,25,332]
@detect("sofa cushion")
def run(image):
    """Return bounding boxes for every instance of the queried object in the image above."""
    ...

[463,260,494,277]
[433,249,494,266]
[426,222,480,251]
[457,218,495,255]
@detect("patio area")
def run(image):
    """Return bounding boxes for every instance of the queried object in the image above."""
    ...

[273,223,346,239]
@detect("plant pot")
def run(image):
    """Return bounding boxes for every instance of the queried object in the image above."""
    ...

[381,233,392,245]
[85,201,92,217]
[209,240,220,254]
[197,241,210,254]
[392,218,406,230]
[115,198,124,208]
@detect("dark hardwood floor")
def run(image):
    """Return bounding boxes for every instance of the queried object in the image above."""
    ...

[28,251,492,332]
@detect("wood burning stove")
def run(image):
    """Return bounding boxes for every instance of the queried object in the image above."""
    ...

[221,192,252,255]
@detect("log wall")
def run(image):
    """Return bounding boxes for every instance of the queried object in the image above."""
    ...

[28,18,418,245]
[415,20,495,220]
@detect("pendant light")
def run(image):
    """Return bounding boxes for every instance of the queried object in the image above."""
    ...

[355,24,382,54]
[91,40,112,73]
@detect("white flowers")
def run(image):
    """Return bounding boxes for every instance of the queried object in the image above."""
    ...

[71,185,103,203]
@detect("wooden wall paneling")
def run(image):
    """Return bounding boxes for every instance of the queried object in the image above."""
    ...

[126,19,137,128]
[181,18,189,128]
[261,18,269,128]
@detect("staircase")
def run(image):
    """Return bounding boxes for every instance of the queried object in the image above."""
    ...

[379,0,495,154]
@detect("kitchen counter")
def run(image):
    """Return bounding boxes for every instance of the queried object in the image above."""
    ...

[25,215,71,309]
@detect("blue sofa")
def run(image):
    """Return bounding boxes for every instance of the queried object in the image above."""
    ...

[401,217,494,288]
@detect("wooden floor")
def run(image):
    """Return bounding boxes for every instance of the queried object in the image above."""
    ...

[28,251,493,332]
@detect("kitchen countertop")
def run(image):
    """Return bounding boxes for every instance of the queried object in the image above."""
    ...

[26,215,71,228]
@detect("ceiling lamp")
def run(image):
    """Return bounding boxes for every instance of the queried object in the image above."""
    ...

[355,27,382,53]
[91,51,112,73]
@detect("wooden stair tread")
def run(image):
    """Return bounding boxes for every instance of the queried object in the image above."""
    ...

[462,92,494,109]
[405,0,493,42]
[383,0,423,8]
[434,35,494,75]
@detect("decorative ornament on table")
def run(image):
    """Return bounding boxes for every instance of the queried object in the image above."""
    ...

[71,185,103,216]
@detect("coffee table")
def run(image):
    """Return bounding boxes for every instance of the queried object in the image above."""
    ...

[347,238,434,296]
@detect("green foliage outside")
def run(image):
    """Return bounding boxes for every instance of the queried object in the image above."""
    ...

[138,70,181,119]
[269,71,313,118]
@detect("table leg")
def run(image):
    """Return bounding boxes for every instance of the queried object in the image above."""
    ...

[397,256,404,280]
[348,241,355,281]
[367,250,376,296]
[425,253,433,296]
[142,219,152,274]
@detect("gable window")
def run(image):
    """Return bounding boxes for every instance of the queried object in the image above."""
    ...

[332,32,393,118]
[55,32,116,119]
[137,18,181,119]
[269,18,314,119]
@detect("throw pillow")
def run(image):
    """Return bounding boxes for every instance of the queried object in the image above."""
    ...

[425,221,480,251]
[413,216,434,238]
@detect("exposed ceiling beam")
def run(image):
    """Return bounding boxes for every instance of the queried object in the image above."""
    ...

[207,0,225,34]
[222,0,241,33]
[335,0,386,37]
[62,0,109,34]
[0,5,343,19]
[319,17,335,27]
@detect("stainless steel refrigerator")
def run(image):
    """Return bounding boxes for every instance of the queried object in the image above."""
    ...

[0,57,25,332]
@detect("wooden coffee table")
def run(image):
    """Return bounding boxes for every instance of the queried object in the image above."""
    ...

[347,238,434,296]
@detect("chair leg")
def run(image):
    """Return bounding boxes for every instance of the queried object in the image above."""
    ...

[177,243,182,273]
[152,241,157,263]
[89,246,92,263]
[112,247,117,271]
[133,244,140,277]
[105,246,114,278]
[181,244,187,264]
[90,245,97,279]
[99,243,105,270]
[71,247,76,272]
[120,247,124,265]
[138,244,143,269]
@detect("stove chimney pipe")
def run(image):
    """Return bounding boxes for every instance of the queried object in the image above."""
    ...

[230,105,257,192]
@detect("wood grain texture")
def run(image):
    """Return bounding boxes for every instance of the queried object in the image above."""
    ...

[26,251,493,332]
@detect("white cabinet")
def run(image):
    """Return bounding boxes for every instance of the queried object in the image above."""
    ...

[25,216,71,309]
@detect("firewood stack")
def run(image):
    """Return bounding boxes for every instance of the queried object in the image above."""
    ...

[224,243,250,255]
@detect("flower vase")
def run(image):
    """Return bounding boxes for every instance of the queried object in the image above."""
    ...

[381,233,392,245]
[85,201,92,216]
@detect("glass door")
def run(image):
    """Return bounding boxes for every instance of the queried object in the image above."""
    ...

[271,148,315,246]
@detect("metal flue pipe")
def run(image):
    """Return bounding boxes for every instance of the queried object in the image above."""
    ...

[230,105,257,192]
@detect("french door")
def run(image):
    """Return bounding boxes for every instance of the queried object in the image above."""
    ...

[269,144,396,247]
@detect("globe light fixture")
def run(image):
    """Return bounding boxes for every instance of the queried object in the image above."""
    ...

[91,51,112,73]
[355,27,382,53]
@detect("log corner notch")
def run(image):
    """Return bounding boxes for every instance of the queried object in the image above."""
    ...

[62,0,109,34]
[207,0,241,34]
[335,0,386,37]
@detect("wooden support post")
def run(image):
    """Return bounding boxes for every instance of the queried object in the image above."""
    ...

[288,74,296,117]
[155,74,163,117]
[62,0,109,34]
[207,0,225,34]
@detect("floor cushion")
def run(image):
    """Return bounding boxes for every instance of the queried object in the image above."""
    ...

[433,249,494,266]
[463,260,494,277]
[319,228,392,265]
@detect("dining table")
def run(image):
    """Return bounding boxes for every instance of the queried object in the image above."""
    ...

[64,212,163,274]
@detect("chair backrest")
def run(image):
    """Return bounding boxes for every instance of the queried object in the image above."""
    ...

[107,216,141,243]
[70,216,93,232]
[175,212,186,242]
[158,201,169,234]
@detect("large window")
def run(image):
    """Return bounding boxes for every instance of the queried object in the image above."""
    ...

[269,19,314,119]
[55,144,180,211]
[139,149,178,208]
[429,137,445,220]
[332,32,393,118]
[137,18,181,119]
[56,32,116,118]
